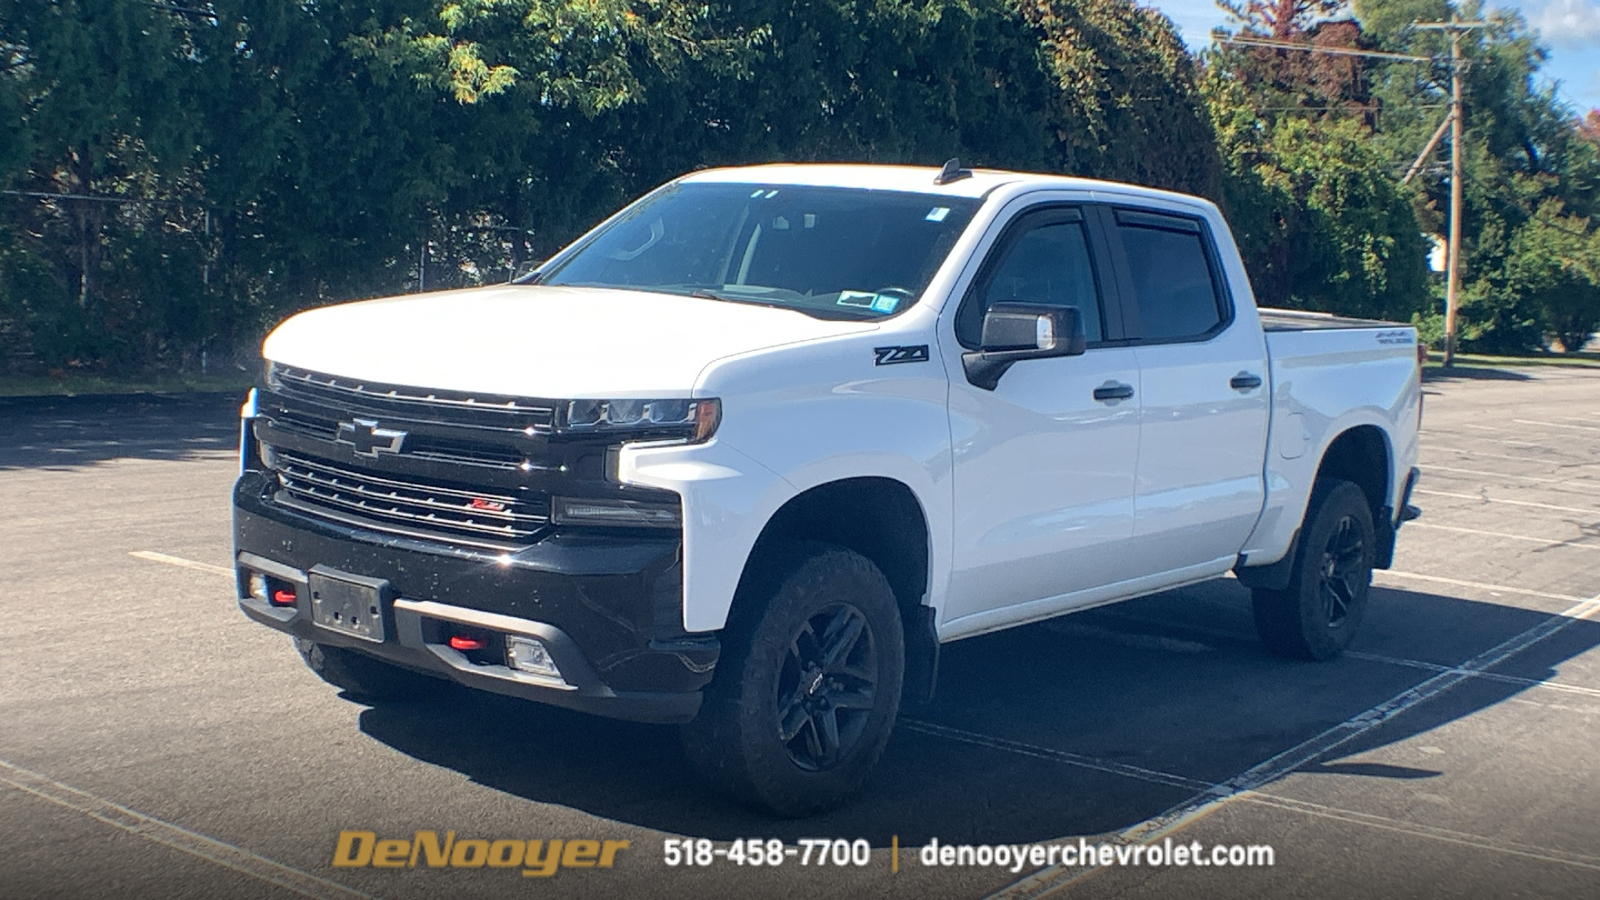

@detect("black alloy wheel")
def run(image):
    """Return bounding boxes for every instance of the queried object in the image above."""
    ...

[1252,478,1376,661]
[1318,514,1366,629]
[680,542,905,817]
[775,604,878,772]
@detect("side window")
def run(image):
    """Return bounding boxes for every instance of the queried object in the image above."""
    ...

[1113,210,1227,341]
[957,213,1105,346]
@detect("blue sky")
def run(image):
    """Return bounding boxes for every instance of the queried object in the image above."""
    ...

[1149,0,1600,112]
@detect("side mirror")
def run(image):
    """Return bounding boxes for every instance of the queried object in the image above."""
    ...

[961,303,1086,390]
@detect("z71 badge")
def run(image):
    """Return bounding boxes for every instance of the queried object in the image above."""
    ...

[874,345,930,366]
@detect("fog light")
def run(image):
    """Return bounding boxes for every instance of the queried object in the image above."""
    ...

[248,572,269,603]
[506,636,562,680]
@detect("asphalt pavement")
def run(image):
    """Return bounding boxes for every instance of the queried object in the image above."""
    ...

[2,365,1598,900]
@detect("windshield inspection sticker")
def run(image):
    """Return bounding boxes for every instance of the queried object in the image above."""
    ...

[926,206,951,222]
[874,345,930,366]
[871,294,900,313]
[838,291,877,308]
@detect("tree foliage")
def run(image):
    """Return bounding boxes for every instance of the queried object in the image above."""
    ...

[2,0,1597,372]
[1207,0,1430,320]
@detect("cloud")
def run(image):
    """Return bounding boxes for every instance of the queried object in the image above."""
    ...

[1535,0,1600,49]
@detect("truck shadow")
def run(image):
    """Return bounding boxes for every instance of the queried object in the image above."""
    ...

[354,580,1599,846]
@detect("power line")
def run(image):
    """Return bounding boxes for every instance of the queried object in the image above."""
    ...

[1,189,188,207]
[1218,36,1434,63]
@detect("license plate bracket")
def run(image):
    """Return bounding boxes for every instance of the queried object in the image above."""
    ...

[308,567,389,643]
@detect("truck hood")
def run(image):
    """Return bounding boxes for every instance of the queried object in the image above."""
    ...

[262,285,878,397]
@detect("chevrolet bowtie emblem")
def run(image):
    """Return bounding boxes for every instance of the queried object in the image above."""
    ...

[336,419,408,457]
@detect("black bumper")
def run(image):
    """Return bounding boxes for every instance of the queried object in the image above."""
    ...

[232,470,718,723]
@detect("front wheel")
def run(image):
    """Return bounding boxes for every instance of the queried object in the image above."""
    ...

[680,542,904,817]
[1252,479,1376,661]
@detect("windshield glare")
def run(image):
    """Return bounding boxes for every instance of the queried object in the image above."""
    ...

[538,183,981,319]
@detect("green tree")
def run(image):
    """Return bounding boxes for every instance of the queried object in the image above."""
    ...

[1356,0,1600,351]
[0,0,203,369]
[1496,201,1600,352]
[1206,2,1430,319]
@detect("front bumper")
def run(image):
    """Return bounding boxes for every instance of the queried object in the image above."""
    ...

[233,470,718,723]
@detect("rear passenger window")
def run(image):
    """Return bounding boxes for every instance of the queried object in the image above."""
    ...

[958,213,1105,345]
[1114,210,1227,341]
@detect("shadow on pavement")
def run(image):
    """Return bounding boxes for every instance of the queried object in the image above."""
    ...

[0,392,245,470]
[1422,366,1535,383]
[354,583,1599,845]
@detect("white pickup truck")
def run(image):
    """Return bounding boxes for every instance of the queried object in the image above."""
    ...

[233,162,1421,815]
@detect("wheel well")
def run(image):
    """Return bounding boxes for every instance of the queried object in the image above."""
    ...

[742,477,929,615]
[1315,425,1395,567]
[735,477,939,700]
[1316,426,1390,519]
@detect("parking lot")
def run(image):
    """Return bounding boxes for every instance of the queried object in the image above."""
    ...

[2,363,1598,900]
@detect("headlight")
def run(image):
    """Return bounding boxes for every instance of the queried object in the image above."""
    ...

[560,398,720,443]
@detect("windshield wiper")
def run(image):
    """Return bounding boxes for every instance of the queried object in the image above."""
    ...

[689,288,797,311]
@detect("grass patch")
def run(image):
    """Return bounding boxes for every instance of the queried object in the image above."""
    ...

[0,371,256,398]
[1423,350,1600,369]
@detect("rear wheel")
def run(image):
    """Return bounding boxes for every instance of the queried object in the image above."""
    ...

[294,638,447,700]
[681,542,904,817]
[1252,479,1375,661]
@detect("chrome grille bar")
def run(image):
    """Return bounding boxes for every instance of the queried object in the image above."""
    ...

[272,452,547,541]
[271,365,557,429]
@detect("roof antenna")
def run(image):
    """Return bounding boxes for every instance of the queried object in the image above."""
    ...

[934,158,972,185]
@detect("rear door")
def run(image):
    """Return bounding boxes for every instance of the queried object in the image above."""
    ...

[1103,206,1269,577]
[942,203,1143,628]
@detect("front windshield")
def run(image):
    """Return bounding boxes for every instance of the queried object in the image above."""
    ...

[537,183,981,319]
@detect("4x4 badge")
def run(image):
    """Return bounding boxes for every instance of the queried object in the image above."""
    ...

[873,345,930,366]
[337,419,408,457]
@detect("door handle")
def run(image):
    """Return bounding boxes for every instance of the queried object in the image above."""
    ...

[1093,381,1135,402]
[1230,372,1263,391]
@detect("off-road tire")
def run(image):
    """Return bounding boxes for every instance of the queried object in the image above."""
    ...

[1252,479,1376,661]
[681,542,904,817]
[294,638,448,700]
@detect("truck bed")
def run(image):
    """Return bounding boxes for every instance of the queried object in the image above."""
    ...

[1257,307,1406,332]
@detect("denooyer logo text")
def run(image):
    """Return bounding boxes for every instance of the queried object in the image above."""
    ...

[332,830,630,877]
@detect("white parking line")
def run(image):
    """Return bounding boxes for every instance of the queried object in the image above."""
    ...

[1415,489,1600,516]
[1422,445,1600,468]
[1093,610,1600,700]
[909,720,1600,872]
[1422,464,1600,494]
[1375,570,1586,602]
[1514,418,1600,432]
[1406,521,1600,552]
[0,759,376,900]
[1420,461,1600,496]
[129,550,233,578]
[986,593,1600,900]
[1237,793,1600,871]
[901,720,1209,793]
[1346,651,1600,700]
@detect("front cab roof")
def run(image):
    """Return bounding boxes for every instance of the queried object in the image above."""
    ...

[677,163,1215,214]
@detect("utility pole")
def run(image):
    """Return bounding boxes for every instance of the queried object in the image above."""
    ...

[1415,18,1488,367]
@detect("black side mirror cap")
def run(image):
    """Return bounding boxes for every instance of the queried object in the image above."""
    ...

[962,303,1086,390]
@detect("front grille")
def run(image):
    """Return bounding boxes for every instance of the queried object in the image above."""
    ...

[272,450,549,547]
[270,365,557,433]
